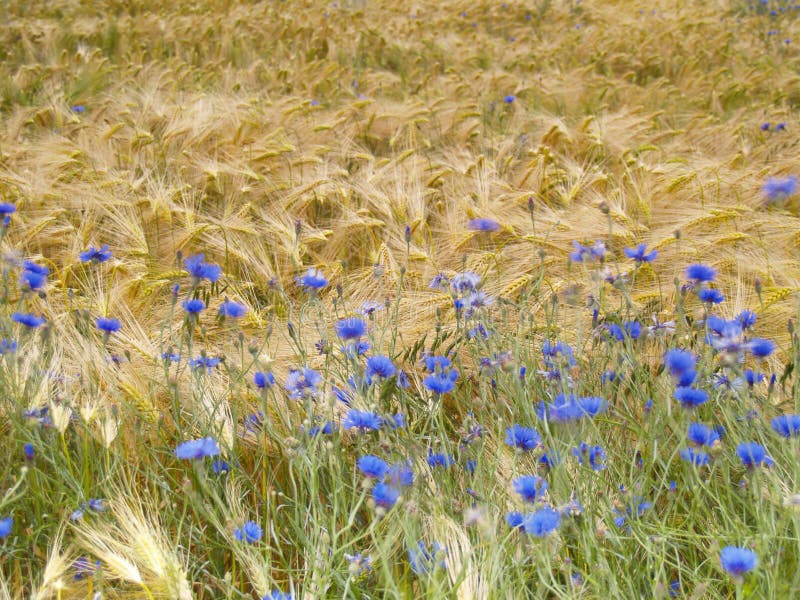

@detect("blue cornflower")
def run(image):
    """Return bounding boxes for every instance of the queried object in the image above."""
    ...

[569,240,606,262]
[357,455,388,478]
[372,482,400,509]
[506,511,525,529]
[522,507,561,536]
[578,396,607,417]
[624,243,658,263]
[451,272,481,293]
[218,300,247,318]
[335,317,367,340]
[427,451,455,468]
[184,254,222,283]
[0,203,15,215]
[541,340,577,366]
[423,369,459,395]
[0,517,12,538]
[746,338,775,358]
[512,475,548,503]
[263,592,294,600]
[763,175,798,202]
[573,443,606,470]
[720,546,758,577]
[343,409,382,432]
[697,288,725,304]
[366,355,396,380]
[387,462,414,487]
[745,370,765,386]
[736,310,757,329]
[72,557,101,581]
[0,339,16,354]
[211,459,230,474]
[674,387,708,408]
[771,414,800,437]
[761,122,771,131]
[20,261,49,290]
[736,443,773,467]
[296,268,328,291]
[305,420,337,436]
[79,245,112,263]
[234,521,262,544]
[12,312,46,328]
[468,218,500,232]
[685,263,717,283]
[182,298,205,314]
[505,425,541,451]
[253,371,275,389]
[538,395,582,422]
[613,498,652,528]
[285,367,323,400]
[175,437,220,460]
[96,317,121,334]
[679,448,710,466]
[188,355,221,371]
[424,355,451,372]
[687,423,720,447]
[408,542,446,574]
[664,349,696,377]
[503,95,515,104]
[428,273,449,290]
[23,443,34,461]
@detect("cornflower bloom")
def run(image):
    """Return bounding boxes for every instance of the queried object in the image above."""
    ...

[184,253,222,283]
[79,245,112,263]
[624,243,657,263]
[175,437,220,460]
[720,546,758,578]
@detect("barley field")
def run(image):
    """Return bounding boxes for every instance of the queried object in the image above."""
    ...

[1,0,800,598]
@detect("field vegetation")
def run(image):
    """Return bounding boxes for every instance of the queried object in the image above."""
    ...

[1,0,800,597]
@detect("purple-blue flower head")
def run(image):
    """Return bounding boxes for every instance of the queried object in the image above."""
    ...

[512,475,548,503]
[687,423,720,447]
[468,218,500,232]
[387,462,414,487]
[182,298,206,314]
[697,288,725,304]
[572,443,606,470]
[253,371,276,389]
[505,425,541,451]
[296,268,328,291]
[20,261,49,291]
[335,317,366,340]
[736,443,773,467]
[366,355,396,380]
[218,300,247,319]
[720,546,758,577]
[763,175,798,202]
[12,312,46,328]
[451,271,481,294]
[664,349,696,377]
[771,414,800,437]
[188,355,220,371]
[737,310,757,330]
[503,95,515,104]
[685,263,717,283]
[423,369,458,395]
[96,317,121,334]
[674,387,708,408]
[285,367,323,400]
[234,521,263,544]
[679,447,710,466]
[0,203,16,216]
[624,243,658,263]
[746,338,775,358]
[424,355,451,372]
[263,591,294,600]
[0,517,12,538]
[343,409,382,432]
[79,245,112,263]
[522,507,561,536]
[184,254,222,283]
[408,541,446,575]
[372,482,400,509]
[357,455,388,478]
[175,437,220,460]
[427,451,455,468]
